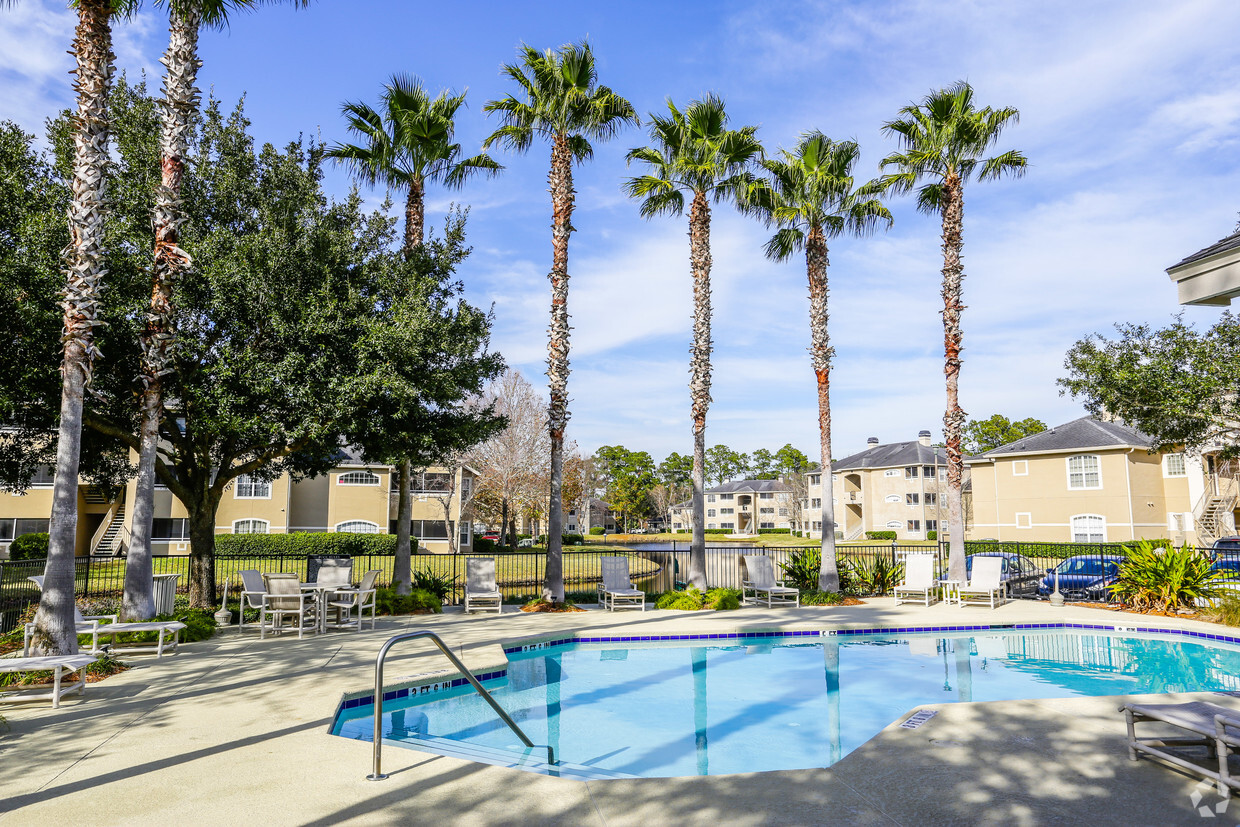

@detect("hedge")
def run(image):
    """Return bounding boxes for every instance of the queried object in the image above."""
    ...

[926,530,937,541]
[704,528,731,534]
[213,532,397,557]
[865,531,897,541]
[9,532,50,561]
[758,528,791,535]
[589,527,605,535]
[536,534,585,546]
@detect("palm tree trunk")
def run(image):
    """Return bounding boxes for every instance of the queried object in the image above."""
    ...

[125,5,202,621]
[394,460,412,594]
[806,224,840,592]
[32,0,115,655]
[940,173,967,584]
[688,192,712,591]
[542,133,574,603]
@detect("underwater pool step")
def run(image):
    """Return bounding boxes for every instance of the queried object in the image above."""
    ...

[384,734,639,780]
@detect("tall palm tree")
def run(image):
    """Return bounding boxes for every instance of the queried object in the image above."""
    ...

[8,0,139,654]
[879,81,1025,584]
[624,95,763,590]
[753,133,891,592]
[483,42,636,603]
[126,0,311,621]
[328,74,501,595]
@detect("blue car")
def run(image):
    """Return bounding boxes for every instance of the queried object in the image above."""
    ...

[1038,555,1123,599]
[965,552,1043,597]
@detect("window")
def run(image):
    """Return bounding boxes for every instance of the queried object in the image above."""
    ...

[338,471,380,486]
[415,472,451,492]
[720,522,734,529]
[235,474,271,498]
[939,468,947,480]
[906,493,919,505]
[1015,512,1032,529]
[707,509,716,517]
[461,477,472,498]
[30,465,54,487]
[1,518,51,540]
[778,508,788,516]
[459,521,471,546]
[924,493,937,506]
[151,518,189,540]
[1067,455,1101,490]
[759,492,774,499]
[812,521,822,531]
[233,519,269,534]
[926,519,938,531]
[1012,460,1028,476]
[336,520,379,534]
[1164,453,1187,477]
[388,520,450,539]
[707,494,716,503]
[907,520,921,531]
[759,507,774,514]
[811,498,822,508]
[720,494,734,501]
[720,507,734,515]
[922,466,934,477]
[760,522,775,529]
[905,466,919,479]
[1070,514,1106,543]
[708,523,717,529]
[885,520,902,529]
[809,474,821,485]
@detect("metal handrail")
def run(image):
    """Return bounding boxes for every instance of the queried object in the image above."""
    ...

[367,630,554,780]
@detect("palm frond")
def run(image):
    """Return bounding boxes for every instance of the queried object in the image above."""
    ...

[764,226,804,262]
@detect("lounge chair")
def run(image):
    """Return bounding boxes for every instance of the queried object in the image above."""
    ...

[464,558,502,613]
[315,562,354,627]
[328,569,381,631]
[741,555,800,607]
[957,556,1005,608]
[260,574,317,639]
[1121,701,1240,797]
[893,554,939,606]
[0,654,98,708]
[24,576,187,657]
[598,556,645,611]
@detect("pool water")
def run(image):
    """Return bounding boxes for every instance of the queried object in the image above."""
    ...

[331,631,1240,778]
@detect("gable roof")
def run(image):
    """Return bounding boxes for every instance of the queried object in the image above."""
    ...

[831,440,945,472]
[977,415,1153,458]
[1169,230,1240,271]
[706,478,793,495]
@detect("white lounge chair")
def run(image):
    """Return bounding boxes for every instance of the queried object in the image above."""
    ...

[464,558,502,613]
[328,569,381,631]
[260,574,317,639]
[893,554,939,606]
[598,556,645,611]
[1122,701,1240,797]
[24,576,187,657]
[741,555,800,607]
[957,556,1005,608]
[0,655,98,708]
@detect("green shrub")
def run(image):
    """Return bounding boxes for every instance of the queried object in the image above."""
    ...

[408,568,455,602]
[704,528,731,535]
[589,526,605,535]
[472,537,497,553]
[656,588,704,610]
[214,532,396,557]
[704,587,741,610]
[375,587,442,615]
[864,531,897,541]
[757,528,791,535]
[1109,540,1223,612]
[1205,593,1240,626]
[8,532,49,561]
[536,533,584,546]
[800,589,846,606]
[848,556,905,596]
[106,608,216,646]
[926,530,937,541]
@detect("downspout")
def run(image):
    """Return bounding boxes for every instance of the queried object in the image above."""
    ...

[1124,448,1136,542]
[992,459,1000,542]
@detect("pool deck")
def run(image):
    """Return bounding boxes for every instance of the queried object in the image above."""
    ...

[3,599,1239,825]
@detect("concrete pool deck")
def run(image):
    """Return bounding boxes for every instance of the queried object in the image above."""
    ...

[2,599,1238,825]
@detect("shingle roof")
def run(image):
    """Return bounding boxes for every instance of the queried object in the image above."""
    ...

[706,478,793,495]
[1169,230,1240,270]
[831,440,946,472]
[979,415,1153,457]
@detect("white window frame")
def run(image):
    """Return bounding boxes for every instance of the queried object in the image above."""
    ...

[459,520,471,546]
[707,509,716,517]
[233,519,269,534]
[1066,455,1102,490]
[1012,460,1028,476]
[1015,512,1032,529]
[234,474,272,499]
[335,520,379,534]
[1070,514,1107,543]
[905,466,918,479]
[1163,453,1187,478]
[337,471,380,486]
[906,493,919,506]
[907,519,921,532]
[707,494,716,503]
[720,507,734,515]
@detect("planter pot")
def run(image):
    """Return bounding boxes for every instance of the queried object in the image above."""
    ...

[214,609,234,627]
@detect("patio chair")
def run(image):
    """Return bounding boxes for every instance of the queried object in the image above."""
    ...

[597,556,645,611]
[740,555,800,607]
[23,576,187,657]
[893,554,939,606]
[464,558,502,614]
[327,569,381,631]
[0,654,99,708]
[260,574,317,639]
[1121,701,1240,798]
[238,569,269,631]
[315,562,354,627]
[957,556,1005,608]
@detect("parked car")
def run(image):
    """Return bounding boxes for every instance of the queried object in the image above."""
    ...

[1038,555,1124,599]
[965,552,1043,597]
[481,533,500,542]
[1211,536,1240,555]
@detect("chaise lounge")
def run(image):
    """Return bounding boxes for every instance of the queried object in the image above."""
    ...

[598,556,645,611]
[0,654,99,708]
[741,555,800,608]
[893,553,939,606]
[24,576,187,657]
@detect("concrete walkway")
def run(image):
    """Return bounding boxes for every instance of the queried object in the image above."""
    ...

[1,600,1236,825]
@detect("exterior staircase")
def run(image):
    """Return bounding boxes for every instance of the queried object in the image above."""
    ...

[94,505,126,556]
[1196,495,1236,547]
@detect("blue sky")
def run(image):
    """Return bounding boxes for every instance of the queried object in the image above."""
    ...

[4,0,1240,464]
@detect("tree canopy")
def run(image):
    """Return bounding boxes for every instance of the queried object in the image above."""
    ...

[962,414,1047,455]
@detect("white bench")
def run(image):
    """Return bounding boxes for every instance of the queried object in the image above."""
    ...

[0,655,98,708]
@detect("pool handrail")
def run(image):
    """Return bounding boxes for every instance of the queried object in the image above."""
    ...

[367,629,554,780]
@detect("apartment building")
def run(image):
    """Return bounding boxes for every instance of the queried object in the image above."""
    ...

[668,479,795,535]
[965,416,1234,546]
[1167,229,1240,306]
[0,446,478,557]
[800,430,948,541]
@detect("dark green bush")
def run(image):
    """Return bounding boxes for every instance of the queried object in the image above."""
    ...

[705,587,741,610]
[472,537,497,553]
[214,532,396,557]
[536,533,585,546]
[375,587,442,615]
[589,526,605,535]
[926,530,937,541]
[704,528,731,534]
[654,587,741,611]
[408,568,456,602]
[8,532,49,561]
[800,590,846,606]
[758,528,791,535]
[864,531,897,541]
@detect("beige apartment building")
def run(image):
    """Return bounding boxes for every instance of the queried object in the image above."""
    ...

[668,479,795,535]
[0,446,478,557]
[1167,229,1240,306]
[964,416,1236,546]
[800,430,948,541]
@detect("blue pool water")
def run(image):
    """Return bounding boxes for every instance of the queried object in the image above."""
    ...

[331,630,1240,778]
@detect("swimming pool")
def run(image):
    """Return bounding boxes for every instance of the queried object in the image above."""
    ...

[331,627,1240,779]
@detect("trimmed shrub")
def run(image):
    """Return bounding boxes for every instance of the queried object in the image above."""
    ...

[589,526,605,535]
[655,587,741,611]
[758,528,791,535]
[926,530,937,541]
[9,532,49,561]
[214,532,396,557]
[704,528,731,535]
[536,533,585,546]
[375,587,443,615]
[472,537,497,554]
[864,531,897,541]
[705,587,741,610]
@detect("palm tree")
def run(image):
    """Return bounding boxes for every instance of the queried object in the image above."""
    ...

[126,0,311,621]
[328,74,501,595]
[879,81,1026,584]
[483,42,636,603]
[6,0,138,654]
[624,95,762,591]
[753,133,891,592]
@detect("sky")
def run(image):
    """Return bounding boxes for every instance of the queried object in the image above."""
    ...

[3,0,1239,466]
